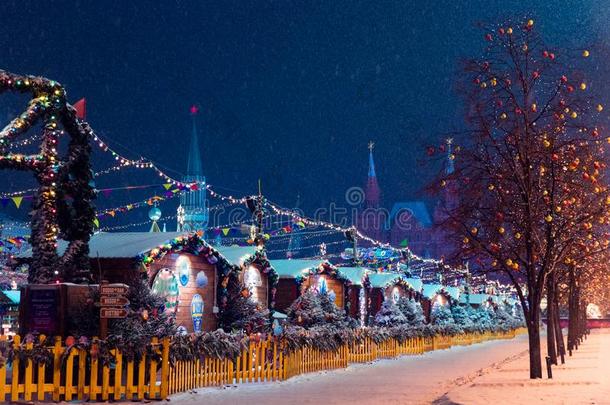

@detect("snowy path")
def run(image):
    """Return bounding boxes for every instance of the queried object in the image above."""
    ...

[171,333,530,405]
[445,329,610,404]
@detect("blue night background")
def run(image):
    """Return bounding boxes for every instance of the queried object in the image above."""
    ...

[1,0,609,228]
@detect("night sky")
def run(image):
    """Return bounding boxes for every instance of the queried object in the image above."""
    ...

[1,1,608,227]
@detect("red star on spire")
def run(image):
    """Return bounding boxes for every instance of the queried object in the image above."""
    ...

[190,105,199,115]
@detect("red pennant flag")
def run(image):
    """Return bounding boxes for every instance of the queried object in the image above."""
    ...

[74,98,86,119]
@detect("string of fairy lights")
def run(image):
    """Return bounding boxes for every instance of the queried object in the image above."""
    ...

[0,114,459,276]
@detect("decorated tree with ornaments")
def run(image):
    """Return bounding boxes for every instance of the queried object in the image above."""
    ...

[286,290,326,328]
[0,70,96,284]
[429,18,610,378]
[219,276,269,334]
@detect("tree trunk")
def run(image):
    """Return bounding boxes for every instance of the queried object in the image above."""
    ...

[567,266,576,352]
[527,310,543,378]
[553,299,565,362]
[546,272,557,364]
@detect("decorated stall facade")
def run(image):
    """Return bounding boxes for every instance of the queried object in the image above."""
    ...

[272,259,352,312]
[18,232,273,333]
[334,266,369,323]
[366,273,423,322]
[421,283,459,322]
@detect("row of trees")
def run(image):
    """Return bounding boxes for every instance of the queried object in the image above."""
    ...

[283,289,523,339]
[432,18,608,378]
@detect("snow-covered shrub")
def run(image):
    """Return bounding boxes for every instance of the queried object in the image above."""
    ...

[397,297,426,327]
[432,304,463,335]
[470,305,495,332]
[373,300,408,327]
[451,304,475,333]
[287,290,325,328]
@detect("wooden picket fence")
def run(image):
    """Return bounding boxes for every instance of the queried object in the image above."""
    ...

[0,328,526,402]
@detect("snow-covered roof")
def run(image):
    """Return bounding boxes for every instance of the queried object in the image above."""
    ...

[270,259,327,279]
[335,266,368,286]
[0,290,20,305]
[18,232,258,267]
[403,277,423,292]
[368,273,402,288]
[459,293,490,305]
[215,245,259,266]
[422,283,444,299]
[444,286,461,301]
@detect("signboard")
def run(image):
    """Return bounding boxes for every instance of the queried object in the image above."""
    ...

[100,296,130,306]
[100,283,129,321]
[191,294,204,333]
[29,288,59,334]
[100,308,128,318]
[100,284,129,296]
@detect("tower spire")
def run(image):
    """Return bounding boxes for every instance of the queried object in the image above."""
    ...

[177,105,209,233]
[368,141,376,178]
[187,105,203,176]
[365,141,380,209]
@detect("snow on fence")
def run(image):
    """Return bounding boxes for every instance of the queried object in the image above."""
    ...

[0,328,526,402]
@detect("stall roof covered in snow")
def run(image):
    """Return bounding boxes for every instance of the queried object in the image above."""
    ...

[403,277,423,292]
[0,290,20,305]
[459,293,490,305]
[335,266,368,286]
[270,259,327,278]
[422,283,444,299]
[215,245,259,266]
[444,286,461,301]
[368,273,402,288]
[18,232,258,267]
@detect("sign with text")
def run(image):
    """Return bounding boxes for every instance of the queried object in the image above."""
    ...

[29,288,59,334]
[100,296,130,306]
[100,284,129,296]
[100,308,128,319]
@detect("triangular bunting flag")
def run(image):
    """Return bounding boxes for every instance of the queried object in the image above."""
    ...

[400,239,408,247]
[222,228,230,236]
[108,211,115,217]
[12,196,23,208]
[93,218,100,228]
[163,183,172,190]
[73,98,86,119]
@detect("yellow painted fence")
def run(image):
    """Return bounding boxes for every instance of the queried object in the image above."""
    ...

[0,328,525,402]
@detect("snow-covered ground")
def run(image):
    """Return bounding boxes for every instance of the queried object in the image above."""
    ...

[171,331,610,405]
[171,333,531,404]
[445,329,610,404]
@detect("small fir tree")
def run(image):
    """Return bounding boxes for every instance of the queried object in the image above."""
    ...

[220,277,269,334]
[451,304,475,333]
[319,291,347,326]
[287,290,325,328]
[431,304,455,326]
[397,297,426,327]
[373,299,408,327]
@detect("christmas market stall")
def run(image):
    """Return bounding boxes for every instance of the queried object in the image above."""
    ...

[420,283,460,322]
[0,290,20,335]
[18,232,274,334]
[271,259,352,313]
[366,273,423,322]
[334,266,370,324]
